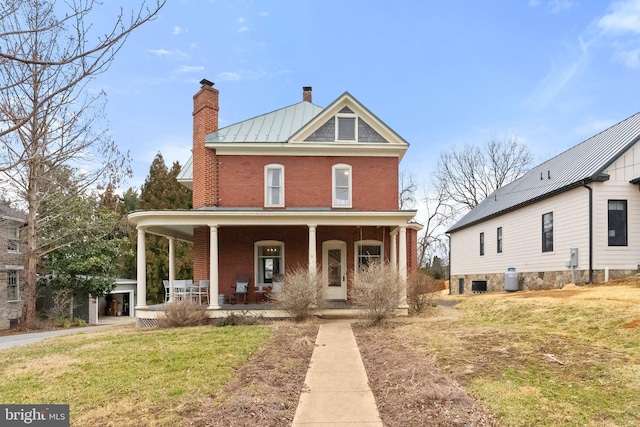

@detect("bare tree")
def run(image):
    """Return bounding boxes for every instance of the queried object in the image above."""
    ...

[0,0,164,327]
[398,171,417,210]
[434,136,532,210]
[416,184,456,269]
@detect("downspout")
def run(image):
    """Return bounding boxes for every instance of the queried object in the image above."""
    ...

[447,234,452,295]
[582,181,594,284]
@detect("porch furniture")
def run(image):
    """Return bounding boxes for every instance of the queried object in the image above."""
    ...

[231,274,249,304]
[172,280,190,301]
[163,280,170,302]
[190,280,210,304]
[255,288,269,303]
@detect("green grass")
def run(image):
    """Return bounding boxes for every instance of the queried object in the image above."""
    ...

[0,324,271,426]
[424,286,640,426]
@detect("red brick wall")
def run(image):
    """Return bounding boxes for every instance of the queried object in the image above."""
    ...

[217,155,398,210]
[192,85,219,208]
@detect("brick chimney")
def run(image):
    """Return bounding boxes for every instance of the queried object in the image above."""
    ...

[303,86,312,103]
[192,79,219,208]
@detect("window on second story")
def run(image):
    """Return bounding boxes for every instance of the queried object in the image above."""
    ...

[497,227,503,253]
[332,164,352,208]
[8,227,19,253]
[479,232,484,256]
[542,212,554,252]
[7,270,19,301]
[264,164,284,207]
[608,200,627,246]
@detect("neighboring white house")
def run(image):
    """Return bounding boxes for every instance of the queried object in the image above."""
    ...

[448,111,640,293]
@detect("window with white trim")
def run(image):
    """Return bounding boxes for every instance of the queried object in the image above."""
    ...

[8,227,19,253]
[355,240,383,269]
[332,164,352,208]
[542,212,553,252]
[7,270,19,301]
[337,115,356,141]
[264,164,284,207]
[608,200,627,246]
[255,241,284,285]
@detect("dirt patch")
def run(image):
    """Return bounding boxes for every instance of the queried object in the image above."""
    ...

[623,319,640,329]
[515,289,583,298]
[354,321,498,426]
[185,321,318,427]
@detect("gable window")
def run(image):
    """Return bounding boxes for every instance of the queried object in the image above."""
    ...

[479,232,484,256]
[355,241,383,269]
[608,200,627,246]
[542,212,553,252]
[337,116,356,141]
[497,227,503,253]
[255,241,284,285]
[7,270,19,301]
[332,164,352,208]
[8,227,19,253]
[264,164,284,207]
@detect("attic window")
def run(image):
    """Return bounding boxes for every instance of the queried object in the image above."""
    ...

[337,115,356,141]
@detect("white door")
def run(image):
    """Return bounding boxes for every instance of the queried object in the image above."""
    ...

[323,241,347,300]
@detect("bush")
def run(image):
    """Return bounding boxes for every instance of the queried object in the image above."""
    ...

[156,301,210,328]
[407,270,443,314]
[270,266,325,321]
[349,260,402,325]
[216,312,262,326]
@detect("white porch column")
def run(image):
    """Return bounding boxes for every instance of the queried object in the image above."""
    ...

[168,237,175,302]
[208,225,221,309]
[390,231,397,272]
[398,226,408,308]
[308,224,317,276]
[135,227,147,308]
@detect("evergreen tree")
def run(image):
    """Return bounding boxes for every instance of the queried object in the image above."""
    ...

[139,153,192,303]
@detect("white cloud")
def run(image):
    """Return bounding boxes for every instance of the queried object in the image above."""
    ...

[575,117,617,136]
[217,69,267,82]
[529,0,541,6]
[598,0,640,34]
[148,48,171,56]
[177,65,205,74]
[173,26,188,35]
[238,26,250,32]
[260,12,269,17]
[546,0,573,13]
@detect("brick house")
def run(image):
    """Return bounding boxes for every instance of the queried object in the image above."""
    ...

[129,81,420,317]
[0,202,25,329]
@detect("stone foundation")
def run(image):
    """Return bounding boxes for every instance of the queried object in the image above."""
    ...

[451,268,639,294]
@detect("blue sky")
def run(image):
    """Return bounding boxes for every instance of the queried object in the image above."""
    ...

[92,0,640,193]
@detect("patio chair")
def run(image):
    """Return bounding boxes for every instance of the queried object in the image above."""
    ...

[231,274,249,304]
[172,280,189,301]
[190,280,210,305]
[163,280,170,302]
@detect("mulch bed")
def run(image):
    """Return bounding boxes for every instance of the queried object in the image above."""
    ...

[353,320,499,426]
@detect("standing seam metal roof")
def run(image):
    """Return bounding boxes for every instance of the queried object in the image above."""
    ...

[448,111,640,233]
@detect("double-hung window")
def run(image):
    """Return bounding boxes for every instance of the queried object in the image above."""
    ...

[8,227,19,253]
[264,164,284,207]
[7,270,19,301]
[608,200,627,246]
[542,212,553,252]
[355,241,382,269]
[332,164,352,208]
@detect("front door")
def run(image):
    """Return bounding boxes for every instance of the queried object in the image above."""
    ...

[323,241,347,300]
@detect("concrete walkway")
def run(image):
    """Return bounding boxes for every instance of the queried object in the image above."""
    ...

[292,320,383,426]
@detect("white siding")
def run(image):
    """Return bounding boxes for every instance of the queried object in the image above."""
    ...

[451,187,590,276]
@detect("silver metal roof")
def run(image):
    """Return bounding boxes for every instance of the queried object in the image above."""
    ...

[448,111,640,233]
[206,101,323,144]
[176,155,192,186]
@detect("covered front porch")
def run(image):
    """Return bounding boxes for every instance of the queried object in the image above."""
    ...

[128,209,419,323]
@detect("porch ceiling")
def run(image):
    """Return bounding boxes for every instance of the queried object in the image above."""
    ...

[128,208,420,242]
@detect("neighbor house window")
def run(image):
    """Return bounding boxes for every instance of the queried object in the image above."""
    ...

[332,164,352,207]
[7,227,19,253]
[7,270,19,301]
[542,212,553,252]
[255,241,284,285]
[608,200,627,246]
[355,240,383,269]
[497,227,503,253]
[479,232,484,256]
[264,164,284,207]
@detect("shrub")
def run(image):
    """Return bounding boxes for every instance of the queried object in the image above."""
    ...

[156,300,210,328]
[216,312,262,326]
[270,266,325,321]
[349,260,402,325]
[407,270,443,314]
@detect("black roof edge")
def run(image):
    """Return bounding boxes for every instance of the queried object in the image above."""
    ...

[446,179,590,234]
